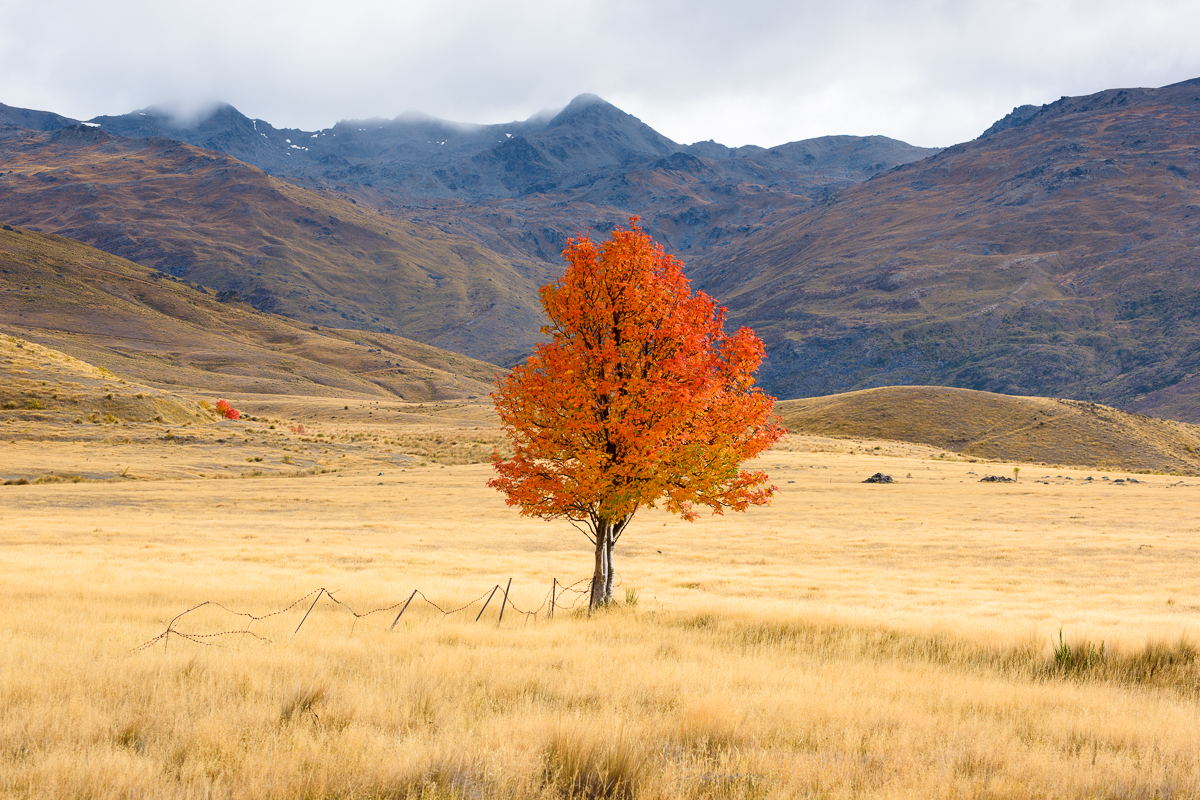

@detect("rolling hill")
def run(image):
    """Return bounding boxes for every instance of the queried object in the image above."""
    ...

[776,386,1200,475]
[0,126,552,365]
[4,225,1196,476]
[0,333,210,429]
[691,79,1200,421]
[0,225,496,401]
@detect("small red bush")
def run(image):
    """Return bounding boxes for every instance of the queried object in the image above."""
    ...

[214,399,240,420]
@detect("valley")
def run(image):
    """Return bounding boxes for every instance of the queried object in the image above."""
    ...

[3,77,1200,799]
[4,81,1199,418]
[3,292,1199,797]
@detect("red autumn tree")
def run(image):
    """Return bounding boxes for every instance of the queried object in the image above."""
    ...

[488,219,785,609]
[214,399,240,420]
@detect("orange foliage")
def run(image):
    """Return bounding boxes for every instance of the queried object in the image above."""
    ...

[214,399,240,420]
[489,219,784,604]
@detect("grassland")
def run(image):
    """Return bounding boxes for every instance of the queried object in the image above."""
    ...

[2,358,1199,797]
[778,385,1200,476]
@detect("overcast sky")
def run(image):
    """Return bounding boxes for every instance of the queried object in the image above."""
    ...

[2,0,1198,148]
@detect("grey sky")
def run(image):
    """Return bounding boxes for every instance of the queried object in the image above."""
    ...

[2,0,1198,148]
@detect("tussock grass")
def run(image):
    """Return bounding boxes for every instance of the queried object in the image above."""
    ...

[3,606,1199,799]
[1,435,1198,797]
[381,429,512,465]
[679,613,1200,697]
[543,725,649,799]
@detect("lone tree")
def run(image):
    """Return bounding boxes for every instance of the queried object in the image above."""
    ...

[489,219,785,609]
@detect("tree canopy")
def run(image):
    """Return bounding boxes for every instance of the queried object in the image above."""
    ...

[488,219,784,608]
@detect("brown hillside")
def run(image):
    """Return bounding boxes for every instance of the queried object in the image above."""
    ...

[694,79,1200,421]
[0,226,496,401]
[776,386,1200,474]
[0,127,551,365]
[0,334,209,428]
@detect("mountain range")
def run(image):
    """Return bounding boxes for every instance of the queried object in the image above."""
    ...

[690,78,1200,421]
[2,80,1198,421]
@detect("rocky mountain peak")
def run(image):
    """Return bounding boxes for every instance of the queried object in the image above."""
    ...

[0,102,80,132]
[979,104,1042,138]
[47,125,112,146]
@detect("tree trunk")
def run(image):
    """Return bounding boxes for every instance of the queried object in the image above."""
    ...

[588,514,630,610]
[589,518,609,610]
[603,533,615,604]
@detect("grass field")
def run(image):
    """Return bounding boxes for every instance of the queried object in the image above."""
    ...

[777,386,1200,476]
[2,405,1198,798]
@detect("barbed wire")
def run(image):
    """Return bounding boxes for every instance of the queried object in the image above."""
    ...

[126,576,601,655]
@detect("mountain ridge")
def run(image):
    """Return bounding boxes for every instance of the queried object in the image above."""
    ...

[1,95,937,370]
[81,95,938,258]
[690,78,1200,420]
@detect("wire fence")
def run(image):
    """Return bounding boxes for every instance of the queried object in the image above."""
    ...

[127,576,595,655]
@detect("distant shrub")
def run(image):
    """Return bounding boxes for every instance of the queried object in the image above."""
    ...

[1054,628,1106,676]
[215,399,241,420]
[289,424,307,434]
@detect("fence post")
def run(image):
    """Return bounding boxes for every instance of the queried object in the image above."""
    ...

[390,589,419,630]
[292,589,325,639]
[475,586,499,622]
[497,578,513,626]
[550,578,556,619]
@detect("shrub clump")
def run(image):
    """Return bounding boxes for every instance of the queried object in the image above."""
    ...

[215,399,241,420]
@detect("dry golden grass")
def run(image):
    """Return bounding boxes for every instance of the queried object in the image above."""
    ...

[0,336,508,484]
[4,338,1200,797]
[778,385,1200,475]
[2,410,1199,797]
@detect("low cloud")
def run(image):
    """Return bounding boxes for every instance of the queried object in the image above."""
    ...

[2,0,1199,148]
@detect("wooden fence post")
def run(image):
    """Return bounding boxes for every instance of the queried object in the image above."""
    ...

[550,578,557,619]
[475,586,499,622]
[390,590,418,630]
[292,589,325,639]
[497,578,512,626]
